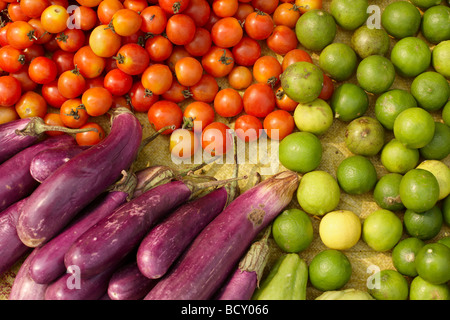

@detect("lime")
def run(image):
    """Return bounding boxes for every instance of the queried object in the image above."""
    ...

[443,101,450,125]
[415,243,450,284]
[410,275,450,300]
[404,206,443,240]
[295,9,336,51]
[351,25,390,59]
[319,210,361,250]
[336,155,378,195]
[293,98,334,135]
[278,131,322,173]
[362,209,403,252]
[438,236,450,248]
[411,71,450,112]
[390,37,431,78]
[432,40,450,79]
[399,169,440,213]
[373,173,405,211]
[280,61,324,104]
[419,122,450,160]
[421,5,450,44]
[308,249,352,291]
[356,55,395,94]
[392,237,426,277]
[380,139,420,174]
[381,1,421,39]
[368,270,409,300]
[374,89,418,131]
[296,170,340,216]
[410,0,443,9]
[443,195,450,226]
[330,83,369,122]
[344,116,385,157]
[330,0,369,31]
[319,43,357,81]
[416,159,450,200]
[272,209,313,253]
[393,107,435,149]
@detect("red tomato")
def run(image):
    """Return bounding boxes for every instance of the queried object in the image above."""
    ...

[41,80,68,108]
[20,0,50,19]
[74,46,106,79]
[111,8,142,37]
[213,88,243,118]
[97,0,124,25]
[115,43,150,75]
[189,73,219,103]
[57,67,86,99]
[272,2,301,28]
[183,100,215,131]
[252,55,282,87]
[175,57,203,87]
[318,73,334,101]
[162,80,189,103]
[263,110,294,140]
[10,65,39,92]
[210,16,243,48]
[15,91,47,119]
[128,81,159,113]
[60,98,89,128]
[266,25,298,55]
[0,45,26,73]
[165,46,192,72]
[252,0,279,14]
[104,69,133,96]
[6,21,35,50]
[244,11,274,40]
[140,5,167,34]
[52,49,75,75]
[82,87,113,117]
[159,0,190,14]
[145,35,173,62]
[228,66,253,90]
[235,114,263,142]
[70,5,98,31]
[40,5,69,34]
[281,48,313,71]
[201,121,234,156]
[243,83,276,118]
[76,122,106,146]
[234,3,254,23]
[165,14,196,45]
[43,113,65,136]
[0,76,22,107]
[231,36,261,67]
[27,18,52,45]
[184,28,211,57]
[55,28,86,53]
[212,0,239,17]
[28,56,57,85]
[147,100,183,134]
[275,86,298,112]
[201,46,235,78]
[141,64,173,96]
[183,0,211,27]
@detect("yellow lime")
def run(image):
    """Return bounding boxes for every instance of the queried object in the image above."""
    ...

[416,159,450,200]
[319,210,361,250]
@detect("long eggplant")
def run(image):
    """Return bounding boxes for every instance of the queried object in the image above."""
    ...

[0,199,31,275]
[0,134,77,213]
[16,107,142,248]
[144,171,299,300]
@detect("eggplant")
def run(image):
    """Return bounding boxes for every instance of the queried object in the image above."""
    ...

[30,144,90,183]
[108,261,157,300]
[17,107,142,248]
[0,134,78,213]
[0,199,31,275]
[144,171,299,300]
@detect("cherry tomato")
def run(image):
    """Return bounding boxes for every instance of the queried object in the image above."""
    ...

[166,14,196,45]
[244,10,274,40]
[201,121,234,156]
[318,73,334,101]
[111,95,132,110]
[74,46,106,79]
[82,87,113,117]
[28,56,57,85]
[42,80,68,108]
[76,122,106,146]
[0,76,22,107]
[60,98,89,128]
[40,5,69,34]
[228,66,253,90]
[281,48,313,71]
[184,28,211,57]
[0,45,26,73]
[20,0,50,19]
[183,100,215,131]
[55,28,86,53]
[128,81,159,113]
[0,23,11,47]
[147,100,183,134]
[140,5,167,34]
[166,46,192,72]
[235,114,263,142]
[243,83,276,118]
[213,0,239,18]
[8,2,30,22]
[85,76,105,89]
[27,18,52,45]
[111,8,142,37]
[273,2,301,28]
[115,43,150,75]
[189,73,219,103]
[252,55,282,87]
[162,80,189,103]
[232,36,261,67]
[76,0,103,7]
[159,0,190,14]
[201,46,235,78]
[145,35,173,62]
[6,21,35,50]
[10,65,39,92]
[263,110,294,140]
[57,66,86,99]
[89,25,121,58]
[295,0,322,13]
[43,113,65,136]
[142,64,173,96]
[275,86,298,112]
[252,0,279,14]
[70,5,98,31]
[234,3,254,23]
[210,17,243,48]
[175,57,203,87]
[52,49,75,75]
[123,0,148,13]
[213,88,243,118]
[0,106,19,125]
[266,25,298,55]
[15,91,47,119]
[97,0,124,25]
[184,0,211,27]
[169,128,200,159]
[104,68,133,97]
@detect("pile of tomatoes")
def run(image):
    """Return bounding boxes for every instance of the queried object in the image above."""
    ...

[0,0,332,156]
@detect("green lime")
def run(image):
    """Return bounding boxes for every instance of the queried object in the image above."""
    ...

[404,206,443,240]
[373,173,405,211]
[280,61,324,103]
[351,25,390,59]
[344,116,385,157]
[421,5,450,44]
[390,37,432,78]
[432,40,450,79]
[411,71,450,112]
[319,43,357,81]
[392,237,426,277]
[368,270,409,300]
[443,101,450,125]
[374,89,418,131]
[419,122,450,160]
[416,159,450,200]
[381,1,421,39]
[293,98,334,135]
[415,243,450,284]
[399,169,440,213]
[362,209,403,252]
[438,236,450,248]
[356,55,395,94]
[380,139,420,174]
[295,9,336,51]
[330,83,369,121]
[272,209,313,253]
[319,210,361,250]
[279,131,322,173]
[410,275,450,300]
[443,195,450,226]
[410,0,443,9]
[308,249,352,291]
[296,170,340,216]
[330,0,369,31]
[336,155,378,195]
[393,107,436,149]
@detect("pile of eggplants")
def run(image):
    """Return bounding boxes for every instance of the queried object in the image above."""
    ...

[1,107,300,300]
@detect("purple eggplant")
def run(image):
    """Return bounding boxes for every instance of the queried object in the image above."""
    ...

[16,107,142,248]
[30,144,89,183]
[0,198,31,275]
[9,248,48,300]
[108,261,157,300]
[0,134,77,213]
[144,171,299,300]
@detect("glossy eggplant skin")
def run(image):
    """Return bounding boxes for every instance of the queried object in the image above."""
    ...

[0,118,39,164]
[16,108,142,248]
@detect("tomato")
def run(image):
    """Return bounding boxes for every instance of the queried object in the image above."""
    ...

[142,64,173,96]
[189,73,219,103]
[210,17,243,48]
[145,35,173,62]
[166,46,192,71]
[89,25,121,58]
[266,25,298,55]
[52,49,75,75]
[252,55,282,87]
[318,73,334,101]
[14,91,47,119]
[42,80,68,108]
[184,27,211,57]
[140,5,167,34]
[57,67,86,99]
[60,98,89,128]
[232,36,261,67]
[0,76,22,107]
[82,87,113,117]
[43,113,65,136]
[6,21,35,50]
[234,114,263,142]
[115,43,150,75]
[174,57,203,87]
[212,0,239,18]
[159,0,190,14]
[0,23,11,47]
[20,0,50,19]
[201,46,235,78]
[243,83,276,118]
[8,2,31,22]
[213,88,243,118]
[76,122,106,146]
[263,110,295,140]
[294,0,322,13]
[273,3,301,28]
[97,0,124,25]
[166,14,196,46]
[76,0,103,7]
[275,86,297,112]
[0,106,19,125]
[26,19,51,46]
[162,80,189,103]
[111,95,132,110]
[40,5,69,34]
[169,128,200,159]
[74,46,106,79]
[10,65,39,92]
[22,44,45,63]
[184,0,211,27]
[234,3,254,23]
[183,100,215,131]
[69,5,97,31]
[128,81,159,113]
[104,68,133,97]
[228,66,253,90]
[147,100,183,134]
[244,10,274,40]
[281,48,313,71]
[55,28,86,53]
[28,56,57,85]
[0,45,26,73]
[201,121,234,156]
[123,0,148,12]
[111,8,142,37]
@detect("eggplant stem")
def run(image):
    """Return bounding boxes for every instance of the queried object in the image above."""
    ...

[187,175,248,197]
[15,117,98,137]
[107,169,138,200]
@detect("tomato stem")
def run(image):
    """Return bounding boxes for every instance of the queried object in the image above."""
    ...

[218,49,234,65]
